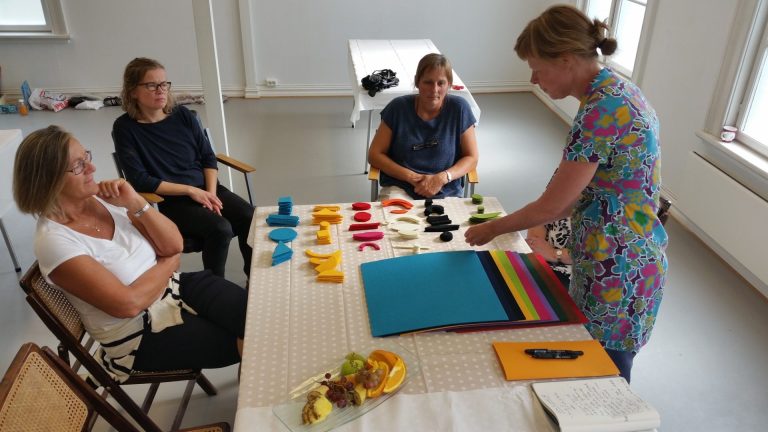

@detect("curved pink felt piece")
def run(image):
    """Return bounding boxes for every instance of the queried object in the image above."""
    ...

[357,242,381,251]
[352,231,384,241]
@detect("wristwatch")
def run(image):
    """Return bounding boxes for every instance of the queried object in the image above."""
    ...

[445,170,452,182]
[133,202,151,218]
[555,249,563,264]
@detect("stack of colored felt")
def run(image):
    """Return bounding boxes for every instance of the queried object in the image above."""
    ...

[311,206,343,225]
[278,196,293,215]
[305,249,344,283]
[267,196,300,227]
[271,242,293,266]
[316,221,332,245]
[469,212,501,224]
[360,250,586,337]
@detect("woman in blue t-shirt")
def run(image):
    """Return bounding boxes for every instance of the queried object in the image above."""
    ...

[368,53,479,200]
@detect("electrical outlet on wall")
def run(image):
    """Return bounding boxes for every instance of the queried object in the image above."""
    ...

[265,78,278,88]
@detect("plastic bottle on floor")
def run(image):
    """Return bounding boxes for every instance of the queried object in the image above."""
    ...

[18,99,28,116]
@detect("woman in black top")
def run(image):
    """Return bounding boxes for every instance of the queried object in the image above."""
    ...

[113,57,253,278]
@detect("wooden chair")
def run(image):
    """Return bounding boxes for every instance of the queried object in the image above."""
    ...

[111,110,256,255]
[19,263,219,432]
[368,166,478,201]
[0,342,230,432]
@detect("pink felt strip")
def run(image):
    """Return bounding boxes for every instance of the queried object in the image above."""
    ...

[353,231,384,241]
[357,242,381,251]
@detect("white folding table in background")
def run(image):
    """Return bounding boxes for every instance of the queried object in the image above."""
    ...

[348,39,482,173]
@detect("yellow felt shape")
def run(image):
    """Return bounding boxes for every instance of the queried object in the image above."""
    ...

[314,254,340,273]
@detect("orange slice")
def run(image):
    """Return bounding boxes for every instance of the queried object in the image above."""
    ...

[383,360,406,393]
[368,350,407,394]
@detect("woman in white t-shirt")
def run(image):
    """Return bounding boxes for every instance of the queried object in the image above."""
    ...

[13,125,247,382]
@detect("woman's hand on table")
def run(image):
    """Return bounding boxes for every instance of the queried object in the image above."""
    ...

[464,220,500,246]
[413,173,445,198]
[526,236,557,262]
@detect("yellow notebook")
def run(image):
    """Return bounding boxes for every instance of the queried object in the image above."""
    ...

[492,340,619,381]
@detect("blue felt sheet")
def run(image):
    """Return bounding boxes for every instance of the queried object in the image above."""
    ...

[360,250,508,337]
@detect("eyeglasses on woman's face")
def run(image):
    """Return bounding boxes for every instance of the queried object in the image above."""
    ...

[137,81,172,92]
[67,150,92,175]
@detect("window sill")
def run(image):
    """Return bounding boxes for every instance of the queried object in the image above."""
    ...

[696,130,768,183]
[0,32,70,41]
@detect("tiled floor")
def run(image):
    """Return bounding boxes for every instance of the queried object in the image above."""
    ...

[1,93,767,431]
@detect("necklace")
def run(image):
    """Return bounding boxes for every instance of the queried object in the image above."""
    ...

[72,221,102,233]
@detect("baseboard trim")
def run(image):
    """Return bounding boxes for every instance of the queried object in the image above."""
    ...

[532,87,573,125]
[670,206,768,300]
[2,81,533,101]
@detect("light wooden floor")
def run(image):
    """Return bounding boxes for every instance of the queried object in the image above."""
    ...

[1,93,766,431]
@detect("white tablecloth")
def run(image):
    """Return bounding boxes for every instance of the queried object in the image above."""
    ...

[236,197,591,431]
[347,39,482,124]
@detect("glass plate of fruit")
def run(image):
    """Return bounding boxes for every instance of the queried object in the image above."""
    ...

[272,343,419,432]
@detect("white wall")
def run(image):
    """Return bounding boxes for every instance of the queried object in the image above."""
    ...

[0,0,244,96]
[0,0,554,98]
[244,0,554,95]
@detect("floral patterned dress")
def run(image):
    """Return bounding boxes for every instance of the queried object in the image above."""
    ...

[564,68,668,353]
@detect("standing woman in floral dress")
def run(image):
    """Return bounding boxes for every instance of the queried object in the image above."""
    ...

[465,4,667,382]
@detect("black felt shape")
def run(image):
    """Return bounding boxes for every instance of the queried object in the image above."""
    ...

[424,224,459,232]
[424,204,445,216]
[440,231,453,242]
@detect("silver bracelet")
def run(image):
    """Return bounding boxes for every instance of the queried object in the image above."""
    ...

[133,202,151,218]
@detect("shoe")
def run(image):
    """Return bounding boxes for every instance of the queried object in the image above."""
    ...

[103,96,121,107]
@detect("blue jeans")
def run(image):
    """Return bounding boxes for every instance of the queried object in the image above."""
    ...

[605,349,637,383]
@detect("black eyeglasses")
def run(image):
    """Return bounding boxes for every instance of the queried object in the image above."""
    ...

[137,81,172,92]
[67,150,92,175]
[413,137,438,151]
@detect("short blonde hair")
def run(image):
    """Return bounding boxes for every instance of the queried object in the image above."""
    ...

[514,4,617,60]
[13,125,73,218]
[120,57,175,120]
[414,53,453,87]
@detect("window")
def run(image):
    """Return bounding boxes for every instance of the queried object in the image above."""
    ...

[705,0,768,159]
[738,23,768,154]
[582,0,650,78]
[0,0,68,38]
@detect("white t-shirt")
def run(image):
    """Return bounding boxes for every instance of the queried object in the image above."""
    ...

[35,197,158,345]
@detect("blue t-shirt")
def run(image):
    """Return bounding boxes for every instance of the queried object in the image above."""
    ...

[113,105,218,192]
[379,94,476,199]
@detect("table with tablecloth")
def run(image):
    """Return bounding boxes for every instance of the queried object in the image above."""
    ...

[235,197,592,431]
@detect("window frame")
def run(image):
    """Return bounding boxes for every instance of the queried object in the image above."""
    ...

[706,0,768,152]
[578,0,657,84]
[0,0,68,39]
[734,22,768,157]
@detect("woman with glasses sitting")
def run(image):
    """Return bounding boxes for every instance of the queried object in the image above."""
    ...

[368,53,479,200]
[13,125,246,382]
[113,57,253,279]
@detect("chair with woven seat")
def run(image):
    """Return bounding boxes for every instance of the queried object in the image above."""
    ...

[19,263,219,432]
[0,342,230,432]
[368,166,479,201]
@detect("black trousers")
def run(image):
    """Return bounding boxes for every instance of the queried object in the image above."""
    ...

[133,271,247,371]
[158,184,253,277]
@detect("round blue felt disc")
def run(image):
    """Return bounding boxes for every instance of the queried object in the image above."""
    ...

[268,228,298,243]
